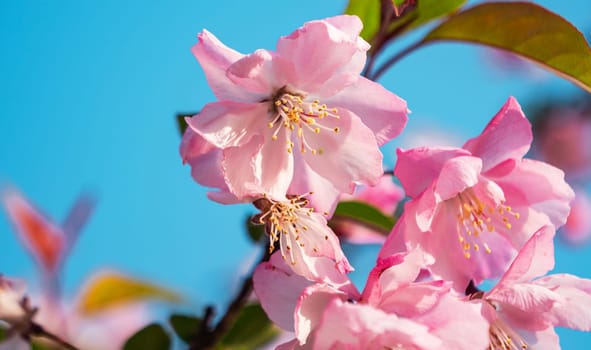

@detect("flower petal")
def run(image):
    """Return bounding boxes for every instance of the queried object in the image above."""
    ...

[395,147,472,198]
[222,132,293,199]
[276,18,366,95]
[187,101,267,149]
[534,274,591,331]
[288,156,341,216]
[313,298,442,350]
[253,252,315,332]
[463,97,532,171]
[326,77,408,145]
[434,156,482,201]
[191,30,260,101]
[490,158,574,228]
[226,49,296,96]
[301,108,382,193]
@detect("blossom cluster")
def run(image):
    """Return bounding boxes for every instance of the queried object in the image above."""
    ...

[179,14,591,349]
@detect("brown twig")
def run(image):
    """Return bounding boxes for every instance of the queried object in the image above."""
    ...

[189,248,271,350]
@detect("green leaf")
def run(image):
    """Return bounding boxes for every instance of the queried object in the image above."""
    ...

[218,304,279,350]
[423,1,591,93]
[123,324,171,350]
[344,0,380,42]
[77,272,182,315]
[388,0,466,35]
[169,314,201,344]
[245,215,266,243]
[331,201,395,234]
[0,327,6,341]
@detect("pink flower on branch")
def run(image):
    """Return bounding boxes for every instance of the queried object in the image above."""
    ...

[473,225,591,349]
[181,15,408,213]
[254,249,489,350]
[383,97,574,290]
[252,194,352,281]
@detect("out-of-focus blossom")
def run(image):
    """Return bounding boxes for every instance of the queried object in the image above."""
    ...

[181,15,408,214]
[532,103,591,182]
[472,225,591,349]
[1,187,150,349]
[382,97,574,290]
[560,188,591,245]
[254,250,489,349]
[334,175,404,244]
[252,194,352,280]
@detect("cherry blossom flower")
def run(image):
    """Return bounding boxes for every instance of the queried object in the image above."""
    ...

[472,225,591,349]
[181,15,408,214]
[252,194,352,280]
[254,249,489,349]
[382,97,574,290]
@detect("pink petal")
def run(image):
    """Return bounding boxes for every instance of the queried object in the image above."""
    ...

[395,147,472,198]
[300,108,383,193]
[191,30,259,102]
[326,77,408,145]
[226,49,296,96]
[463,97,532,171]
[434,156,482,201]
[180,128,227,190]
[187,101,267,148]
[295,284,347,345]
[253,253,315,331]
[288,156,341,216]
[491,225,556,288]
[414,293,490,350]
[222,133,293,199]
[490,158,574,228]
[313,298,442,350]
[276,18,365,96]
[534,274,591,331]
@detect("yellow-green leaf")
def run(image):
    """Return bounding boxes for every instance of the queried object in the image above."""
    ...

[77,272,182,315]
[344,0,380,42]
[424,2,591,93]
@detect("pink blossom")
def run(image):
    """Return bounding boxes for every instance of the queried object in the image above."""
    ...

[474,225,591,349]
[252,194,352,280]
[334,175,404,244]
[382,97,574,289]
[181,15,408,214]
[254,249,489,349]
[1,188,95,278]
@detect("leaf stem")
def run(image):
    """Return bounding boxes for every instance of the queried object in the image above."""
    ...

[30,323,81,350]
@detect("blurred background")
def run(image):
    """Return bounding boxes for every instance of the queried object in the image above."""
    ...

[1,0,590,348]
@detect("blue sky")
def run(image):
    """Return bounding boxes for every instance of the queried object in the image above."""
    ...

[1,0,590,347]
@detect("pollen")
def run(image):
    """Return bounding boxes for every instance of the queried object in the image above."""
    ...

[454,188,520,259]
[268,88,341,155]
[488,319,528,350]
[252,193,322,266]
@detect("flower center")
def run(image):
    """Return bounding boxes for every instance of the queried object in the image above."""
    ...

[488,319,528,350]
[453,188,520,259]
[269,90,340,155]
[253,194,325,265]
